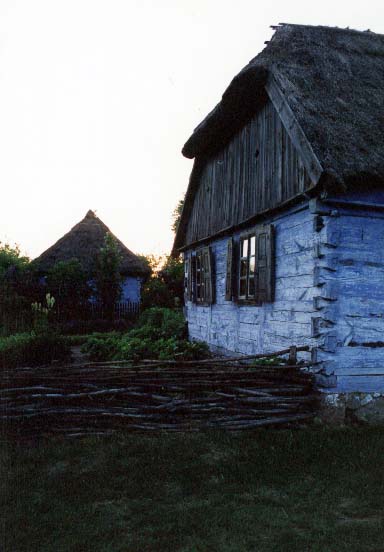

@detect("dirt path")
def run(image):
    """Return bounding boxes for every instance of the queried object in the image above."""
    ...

[70,345,89,365]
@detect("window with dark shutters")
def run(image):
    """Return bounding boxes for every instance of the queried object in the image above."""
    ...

[238,233,256,301]
[236,224,275,304]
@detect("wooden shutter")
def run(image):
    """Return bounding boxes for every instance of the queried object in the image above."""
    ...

[203,246,214,305]
[186,255,193,302]
[190,255,196,303]
[255,224,275,303]
[225,238,234,301]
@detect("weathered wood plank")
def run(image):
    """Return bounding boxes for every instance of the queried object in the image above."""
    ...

[184,98,314,245]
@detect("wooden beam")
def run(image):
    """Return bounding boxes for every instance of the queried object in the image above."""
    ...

[266,75,323,186]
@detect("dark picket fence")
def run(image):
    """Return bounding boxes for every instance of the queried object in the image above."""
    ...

[1,301,141,336]
[0,346,320,439]
[88,301,140,320]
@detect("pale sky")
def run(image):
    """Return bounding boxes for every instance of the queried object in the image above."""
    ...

[1,0,383,259]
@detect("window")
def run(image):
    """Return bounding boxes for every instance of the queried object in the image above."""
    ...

[195,247,213,304]
[239,234,256,300]
[184,246,214,305]
[225,224,274,304]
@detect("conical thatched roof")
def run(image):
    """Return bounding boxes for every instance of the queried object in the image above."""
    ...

[34,210,149,276]
[182,23,384,189]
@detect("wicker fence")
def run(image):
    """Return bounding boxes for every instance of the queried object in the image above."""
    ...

[0,346,320,439]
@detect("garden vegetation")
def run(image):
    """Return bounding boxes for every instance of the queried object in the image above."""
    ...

[82,307,209,362]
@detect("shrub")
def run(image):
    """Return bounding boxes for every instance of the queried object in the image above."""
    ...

[0,333,70,369]
[83,335,209,363]
[154,338,210,361]
[81,335,122,362]
[81,307,209,363]
[130,307,186,340]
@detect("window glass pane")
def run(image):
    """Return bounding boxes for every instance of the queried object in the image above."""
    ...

[239,278,246,296]
[240,260,247,277]
[241,239,248,258]
[249,256,255,276]
[248,277,255,297]
[250,236,256,256]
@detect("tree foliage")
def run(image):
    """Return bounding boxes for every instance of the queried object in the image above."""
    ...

[0,243,35,335]
[45,259,91,320]
[94,233,124,319]
[171,197,184,235]
[140,254,184,310]
[0,242,30,280]
[137,254,163,276]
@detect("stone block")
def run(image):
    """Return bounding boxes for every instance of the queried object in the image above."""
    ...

[319,393,346,424]
[353,396,384,424]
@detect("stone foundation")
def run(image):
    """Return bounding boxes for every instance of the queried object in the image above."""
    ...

[319,392,384,424]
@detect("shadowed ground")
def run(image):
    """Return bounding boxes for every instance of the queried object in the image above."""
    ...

[1,427,384,551]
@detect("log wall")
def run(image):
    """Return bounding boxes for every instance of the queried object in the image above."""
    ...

[185,194,384,394]
[185,203,319,359]
[312,198,384,393]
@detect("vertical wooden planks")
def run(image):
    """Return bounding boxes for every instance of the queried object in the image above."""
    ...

[184,99,313,246]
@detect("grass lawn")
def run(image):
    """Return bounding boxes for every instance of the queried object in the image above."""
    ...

[1,427,384,551]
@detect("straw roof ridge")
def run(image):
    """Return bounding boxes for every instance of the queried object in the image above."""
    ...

[182,23,384,189]
[34,210,149,276]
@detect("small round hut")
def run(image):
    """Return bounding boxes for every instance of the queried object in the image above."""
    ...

[33,210,149,305]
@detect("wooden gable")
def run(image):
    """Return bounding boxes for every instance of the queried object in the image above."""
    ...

[183,97,313,247]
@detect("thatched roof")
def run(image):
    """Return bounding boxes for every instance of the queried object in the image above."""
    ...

[182,23,384,189]
[34,210,149,276]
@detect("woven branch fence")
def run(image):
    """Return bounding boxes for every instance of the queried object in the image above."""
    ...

[0,346,320,439]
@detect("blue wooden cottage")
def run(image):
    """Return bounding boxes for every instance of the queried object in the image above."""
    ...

[173,24,384,401]
[34,210,149,307]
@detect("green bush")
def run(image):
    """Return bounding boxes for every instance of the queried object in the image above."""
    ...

[83,335,209,363]
[81,308,209,363]
[0,333,70,369]
[130,307,187,340]
[155,337,210,361]
[81,335,122,362]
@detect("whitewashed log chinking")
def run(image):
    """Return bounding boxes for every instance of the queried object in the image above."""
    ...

[173,23,384,397]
